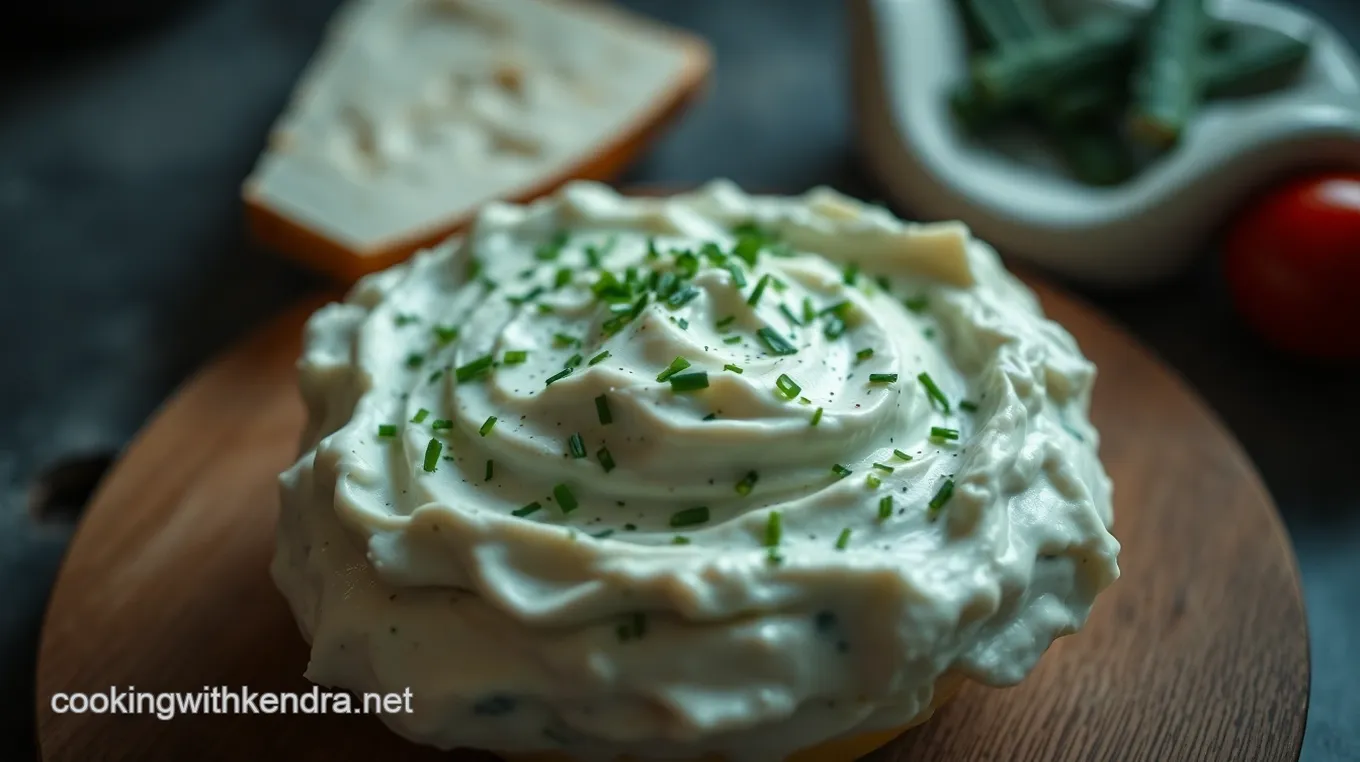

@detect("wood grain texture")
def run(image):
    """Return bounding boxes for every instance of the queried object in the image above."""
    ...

[35,279,1309,762]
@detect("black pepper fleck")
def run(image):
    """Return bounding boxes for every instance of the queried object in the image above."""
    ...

[815,611,837,632]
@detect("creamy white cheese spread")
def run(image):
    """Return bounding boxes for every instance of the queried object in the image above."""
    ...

[271,181,1121,761]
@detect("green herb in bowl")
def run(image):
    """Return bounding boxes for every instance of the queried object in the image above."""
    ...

[948,0,1313,185]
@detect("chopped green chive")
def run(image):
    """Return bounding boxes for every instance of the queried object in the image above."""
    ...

[565,353,583,368]
[656,356,691,382]
[554,267,573,289]
[747,274,772,307]
[675,251,700,278]
[588,350,611,366]
[422,439,442,472]
[484,459,494,481]
[431,419,453,430]
[568,433,586,459]
[878,495,893,519]
[656,272,678,298]
[735,471,758,496]
[507,286,544,305]
[866,474,882,489]
[835,528,852,550]
[595,394,612,425]
[843,262,860,285]
[553,484,578,513]
[394,313,419,326]
[377,424,398,438]
[670,506,710,528]
[821,300,852,317]
[427,368,445,384]
[810,407,824,426]
[779,303,802,328]
[512,501,542,517]
[669,371,710,393]
[667,286,701,309]
[465,257,483,280]
[672,535,691,545]
[918,372,950,413]
[905,294,929,312]
[774,374,801,400]
[479,416,498,437]
[831,464,851,479]
[410,409,429,424]
[405,353,425,368]
[924,327,937,339]
[930,426,960,441]
[959,400,979,412]
[723,363,744,374]
[732,236,761,266]
[545,367,573,386]
[728,220,772,238]
[503,350,528,365]
[534,231,568,261]
[872,462,895,473]
[552,333,578,349]
[868,373,899,383]
[646,238,661,260]
[928,479,955,516]
[702,241,727,264]
[799,396,812,405]
[702,413,717,421]
[434,325,459,345]
[725,263,747,288]
[893,449,913,461]
[823,316,846,340]
[722,335,743,345]
[767,548,784,565]
[757,326,797,355]
[455,355,495,383]
[715,315,736,330]
[597,446,616,473]
[591,529,615,539]
[801,297,816,325]
[855,348,875,364]
[770,277,788,293]
[874,274,891,292]
[731,221,770,239]
[764,511,782,547]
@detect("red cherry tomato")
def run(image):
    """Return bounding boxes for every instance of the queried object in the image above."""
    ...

[1223,172,1360,360]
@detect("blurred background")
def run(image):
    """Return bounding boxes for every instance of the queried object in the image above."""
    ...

[1,0,1357,760]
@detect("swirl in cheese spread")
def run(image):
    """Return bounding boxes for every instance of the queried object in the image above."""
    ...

[271,181,1121,761]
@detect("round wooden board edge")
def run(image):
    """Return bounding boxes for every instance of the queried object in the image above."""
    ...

[34,238,1310,761]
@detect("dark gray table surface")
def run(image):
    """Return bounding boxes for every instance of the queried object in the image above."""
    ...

[1,0,1355,759]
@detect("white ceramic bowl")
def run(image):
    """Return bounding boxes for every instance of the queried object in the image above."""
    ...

[850,0,1360,286]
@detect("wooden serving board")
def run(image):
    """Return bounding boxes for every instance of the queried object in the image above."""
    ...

[35,277,1309,762]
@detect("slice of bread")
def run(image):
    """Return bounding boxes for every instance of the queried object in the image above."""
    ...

[243,0,710,282]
